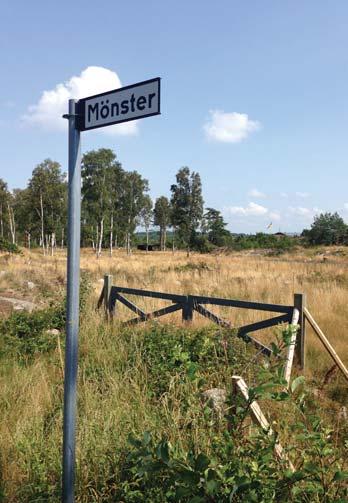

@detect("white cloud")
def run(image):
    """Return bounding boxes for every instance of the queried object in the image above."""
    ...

[248,188,266,198]
[295,191,310,198]
[344,203,348,211]
[204,110,261,143]
[288,206,322,218]
[280,192,288,198]
[22,66,137,136]
[269,211,281,221]
[226,202,268,217]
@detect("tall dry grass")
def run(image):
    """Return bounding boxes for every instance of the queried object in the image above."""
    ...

[0,247,347,501]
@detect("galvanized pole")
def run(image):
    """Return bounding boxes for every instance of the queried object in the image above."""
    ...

[62,99,81,503]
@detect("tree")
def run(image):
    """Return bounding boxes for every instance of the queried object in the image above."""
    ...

[140,195,153,252]
[302,212,348,246]
[27,159,66,254]
[0,179,9,239]
[82,149,123,257]
[118,170,149,255]
[202,208,230,247]
[154,196,170,251]
[170,167,204,255]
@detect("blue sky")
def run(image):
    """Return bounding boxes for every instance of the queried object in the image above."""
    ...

[1,0,348,232]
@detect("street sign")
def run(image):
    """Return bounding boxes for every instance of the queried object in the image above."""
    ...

[62,77,161,503]
[76,77,160,131]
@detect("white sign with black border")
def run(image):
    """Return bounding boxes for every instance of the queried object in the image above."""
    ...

[76,77,160,131]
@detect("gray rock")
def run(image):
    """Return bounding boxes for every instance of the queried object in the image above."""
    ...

[26,281,36,290]
[0,296,36,312]
[46,328,60,336]
[202,388,227,417]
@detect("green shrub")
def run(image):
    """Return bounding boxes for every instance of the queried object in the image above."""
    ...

[0,237,20,254]
[0,272,91,360]
[116,332,348,502]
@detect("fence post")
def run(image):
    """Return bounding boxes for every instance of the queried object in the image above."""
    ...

[182,295,193,322]
[294,293,306,369]
[104,274,113,316]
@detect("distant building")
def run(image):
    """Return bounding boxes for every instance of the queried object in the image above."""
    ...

[137,243,161,251]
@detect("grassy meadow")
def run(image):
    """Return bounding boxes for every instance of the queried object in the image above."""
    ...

[0,247,347,501]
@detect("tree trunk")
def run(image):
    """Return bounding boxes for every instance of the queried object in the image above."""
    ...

[7,203,16,245]
[126,231,131,255]
[146,227,149,253]
[51,233,55,256]
[40,192,45,255]
[61,228,64,248]
[0,204,3,238]
[110,213,113,257]
[28,232,31,250]
[97,218,103,258]
[172,227,175,254]
[159,227,163,251]
[163,227,167,251]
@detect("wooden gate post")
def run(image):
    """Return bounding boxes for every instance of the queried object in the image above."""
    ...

[104,274,113,316]
[182,295,193,322]
[294,293,306,369]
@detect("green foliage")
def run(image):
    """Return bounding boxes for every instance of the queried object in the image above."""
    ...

[228,232,296,252]
[302,212,348,246]
[0,236,20,253]
[116,331,348,501]
[170,167,204,252]
[0,273,91,360]
[130,324,251,397]
[202,207,230,247]
[154,196,171,250]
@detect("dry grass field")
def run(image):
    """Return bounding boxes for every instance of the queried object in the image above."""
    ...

[1,246,347,375]
[0,246,347,501]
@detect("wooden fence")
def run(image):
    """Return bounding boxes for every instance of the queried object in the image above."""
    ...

[98,275,305,366]
[97,274,348,383]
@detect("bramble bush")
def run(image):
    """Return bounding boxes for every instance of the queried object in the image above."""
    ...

[115,329,348,502]
[0,272,91,360]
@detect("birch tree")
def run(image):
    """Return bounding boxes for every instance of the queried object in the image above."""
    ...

[170,167,204,255]
[154,196,170,251]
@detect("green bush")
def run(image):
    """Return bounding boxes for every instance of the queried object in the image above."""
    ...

[0,237,20,254]
[116,331,348,502]
[0,272,91,360]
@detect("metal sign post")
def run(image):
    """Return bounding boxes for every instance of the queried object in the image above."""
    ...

[61,78,160,502]
[62,99,81,503]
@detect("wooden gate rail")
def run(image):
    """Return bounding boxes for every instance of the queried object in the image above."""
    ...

[232,376,295,471]
[97,275,306,362]
[303,307,348,383]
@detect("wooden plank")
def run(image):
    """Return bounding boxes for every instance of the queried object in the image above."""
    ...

[194,304,272,356]
[97,285,105,309]
[115,293,146,319]
[304,307,348,383]
[123,302,183,326]
[192,295,293,314]
[104,275,112,314]
[294,293,306,369]
[284,308,300,385]
[182,296,193,322]
[239,334,273,357]
[114,287,293,314]
[109,287,117,316]
[194,303,230,327]
[232,376,294,471]
[238,314,290,336]
[113,286,186,303]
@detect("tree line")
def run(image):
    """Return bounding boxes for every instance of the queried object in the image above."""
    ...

[1,147,347,255]
[0,148,230,256]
